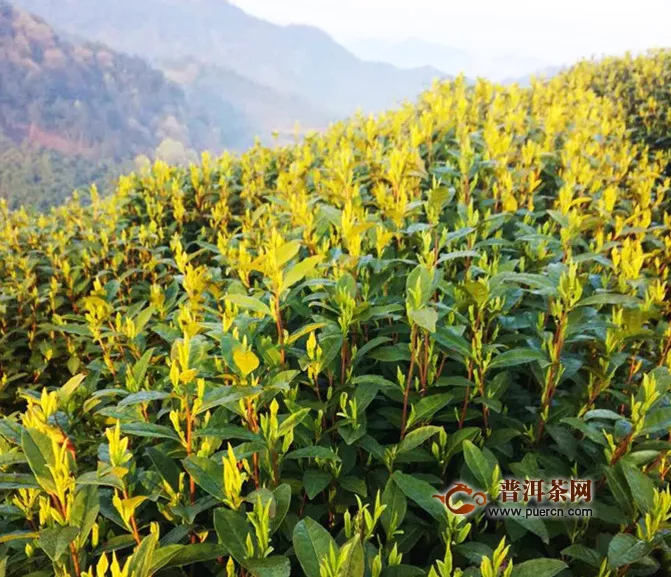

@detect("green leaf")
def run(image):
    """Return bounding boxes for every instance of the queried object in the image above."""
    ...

[406,393,454,430]
[71,485,99,544]
[495,272,558,294]
[398,426,442,454]
[285,446,340,461]
[118,390,169,408]
[338,422,367,446]
[245,556,291,577]
[381,477,407,537]
[434,328,472,360]
[146,447,181,493]
[583,409,623,421]
[380,566,428,577]
[133,306,155,335]
[58,373,86,405]
[351,375,397,390]
[488,348,547,371]
[152,543,227,570]
[121,423,181,442]
[463,280,489,306]
[76,470,124,491]
[577,293,640,308]
[38,526,80,562]
[340,476,368,497]
[639,407,671,436]
[620,460,655,513]
[274,240,301,268]
[627,450,660,467]
[245,488,275,511]
[278,408,311,437]
[442,226,475,243]
[391,471,446,521]
[128,533,158,577]
[463,440,495,490]
[286,323,328,346]
[370,347,411,362]
[303,469,331,500]
[454,542,493,565]
[408,307,438,333]
[0,473,40,490]
[149,545,184,574]
[270,484,291,535]
[604,465,635,518]
[224,294,272,317]
[445,428,481,463]
[337,537,364,577]
[607,534,654,568]
[0,532,39,545]
[214,509,250,563]
[293,517,337,577]
[283,255,323,290]
[510,559,568,577]
[509,515,550,544]
[437,250,480,263]
[351,337,392,366]
[0,452,26,467]
[195,386,263,416]
[182,457,225,501]
[561,545,603,568]
[561,417,608,446]
[21,427,56,493]
[132,348,155,386]
[406,265,433,307]
[353,382,380,415]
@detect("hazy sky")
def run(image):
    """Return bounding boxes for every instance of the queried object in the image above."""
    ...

[230,1,669,65]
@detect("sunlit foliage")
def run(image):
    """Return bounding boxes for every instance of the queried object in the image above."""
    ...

[1,51,671,577]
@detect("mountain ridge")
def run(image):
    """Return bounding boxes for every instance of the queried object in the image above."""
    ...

[346,36,550,82]
[12,0,446,116]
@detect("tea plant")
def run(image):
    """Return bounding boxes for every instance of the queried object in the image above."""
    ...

[1,50,671,577]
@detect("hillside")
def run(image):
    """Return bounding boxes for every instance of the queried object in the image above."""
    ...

[1,50,671,577]
[0,1,333,210]
[0,1,201,208]
[0,2,193,159]
[12,0,445,116]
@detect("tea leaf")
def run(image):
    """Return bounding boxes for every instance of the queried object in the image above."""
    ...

[245,556,292,577]
[38,526,80,562]
[293,518,337,577]
[510,559,567,577]
[214,509,250,563]
[182,456,225,501]
[607,534,654,568]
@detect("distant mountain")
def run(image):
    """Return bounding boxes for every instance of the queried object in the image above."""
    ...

[347,38,471,76]
[0,1,193,161]
[0,1,205,209]
[161,58,333,151]
[1,0,449,211]
[13,0,445,116]
[346,37,549,82]
[0,1,343,210]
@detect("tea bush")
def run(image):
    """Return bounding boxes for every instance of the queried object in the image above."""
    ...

[1,51,671,577]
